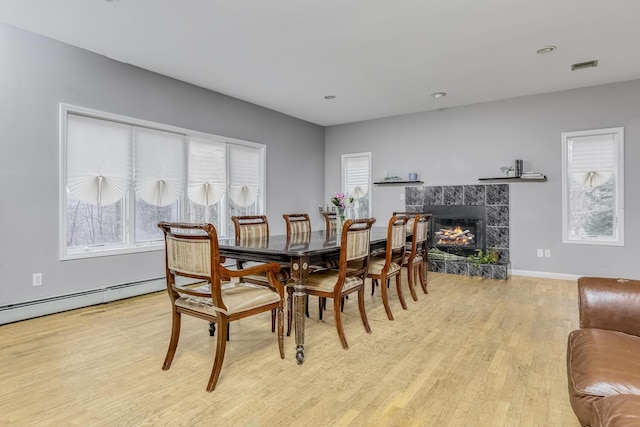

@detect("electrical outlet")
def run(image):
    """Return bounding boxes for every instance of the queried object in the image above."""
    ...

[400,193,405,201]
[32,273,42,286]
[537,249,543,257]
[544,249,551,258]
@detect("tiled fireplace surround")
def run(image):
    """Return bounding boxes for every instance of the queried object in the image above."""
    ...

[404,184,511,279]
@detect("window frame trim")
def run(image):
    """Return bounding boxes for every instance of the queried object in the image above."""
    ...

[59,103,266,260]
[561,126,625,246]
[341,152,372,218]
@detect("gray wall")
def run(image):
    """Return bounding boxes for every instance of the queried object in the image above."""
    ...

[325,80,640,278]
[0,23,325,306]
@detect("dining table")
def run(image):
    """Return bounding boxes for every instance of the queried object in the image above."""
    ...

[218,227,389,365]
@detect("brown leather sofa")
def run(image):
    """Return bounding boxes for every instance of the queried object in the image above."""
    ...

[567,277,640,426]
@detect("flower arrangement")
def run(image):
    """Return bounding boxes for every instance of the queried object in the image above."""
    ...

[331,192,354,222]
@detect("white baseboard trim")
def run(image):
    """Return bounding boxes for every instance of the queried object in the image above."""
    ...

[0,278,165,325]
[510,269,581,281]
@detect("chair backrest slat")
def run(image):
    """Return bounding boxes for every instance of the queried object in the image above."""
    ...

[322,212,338,232]
[166,236,212,276]
[346,228,371,261]
[232,215,269,241]
[390,221,406,250]
[283,213,311,235]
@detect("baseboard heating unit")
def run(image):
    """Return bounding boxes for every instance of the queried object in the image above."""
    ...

[0,278,165,325]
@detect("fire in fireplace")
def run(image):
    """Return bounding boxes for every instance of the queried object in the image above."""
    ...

[435,225,475,247]
[424,205,486,256]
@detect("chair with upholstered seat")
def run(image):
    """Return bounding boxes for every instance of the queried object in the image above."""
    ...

[322,212,338,233]
[304,218,376,349]
[368,215,408,320]
[231,215,288,333]
[393,211,431,298]
[405,213,430,296]
[157,222,285,392]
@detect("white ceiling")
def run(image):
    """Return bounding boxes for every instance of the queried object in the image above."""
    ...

[2,0,640,126]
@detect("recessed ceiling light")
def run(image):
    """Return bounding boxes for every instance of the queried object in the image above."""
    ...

[431,92,447,99]
[536,46,556,54]
[324,95,336,100]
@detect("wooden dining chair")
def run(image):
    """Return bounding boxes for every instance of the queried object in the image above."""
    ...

[231,215,269,267]
[157,222,285,392]
[368,215,408,320]
[406,213,431,295]
[304,218,376,349]
[322,212,338,233]
[231,215,289,333]
[393,211,431,298]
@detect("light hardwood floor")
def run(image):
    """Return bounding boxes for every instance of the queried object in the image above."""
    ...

[0,272,580,426]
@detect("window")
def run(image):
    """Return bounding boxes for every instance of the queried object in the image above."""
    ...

[342,152,371,218]
[61,104,265,259]
[561,127,624,245]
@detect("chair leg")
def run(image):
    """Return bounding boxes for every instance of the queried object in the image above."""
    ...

[208,322,230,341]
[206,318,228,392]
[371,278,378,296]
[271,309,276,333]
[163,309,181,370]
[380,277,394,320]
[419,260,428,294]
[333,297,349,349]
[319,297,324,320]
[396,274,407,310]
[357,287,371,334]
[277,303,285,359]
[286,287,293,336]
[406,265,418,302]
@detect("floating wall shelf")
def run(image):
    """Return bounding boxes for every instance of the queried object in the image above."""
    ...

[478,176,547,182]
[374,180,424,186]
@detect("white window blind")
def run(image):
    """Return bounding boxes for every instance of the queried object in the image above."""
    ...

[229,144,260,208]
[342,152,371,218]
[134,128,186,207]
[562,127,624,246]
[568,134,614,188]
[344,155,370,199]
[61,104,266,259]
[188,138,227,206]
[66,114,132,206]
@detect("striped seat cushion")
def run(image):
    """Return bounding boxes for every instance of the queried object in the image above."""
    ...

[305,271,363,293]
[403,254,423,264]
[367,257,401,276]
[175,282,280,316]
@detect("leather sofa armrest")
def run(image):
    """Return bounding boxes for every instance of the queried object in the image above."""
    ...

[579,276,640,337]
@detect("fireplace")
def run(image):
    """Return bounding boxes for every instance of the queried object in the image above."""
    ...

[404,184,510,279]
[425,205,486,256]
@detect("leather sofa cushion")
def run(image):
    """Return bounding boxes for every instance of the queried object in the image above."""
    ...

[592,394,640,427]
[567,328,640,426]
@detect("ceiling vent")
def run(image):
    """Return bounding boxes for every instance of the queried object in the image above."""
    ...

[571,60,598,71]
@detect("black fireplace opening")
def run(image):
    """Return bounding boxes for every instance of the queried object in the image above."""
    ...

[425,205,486,256]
